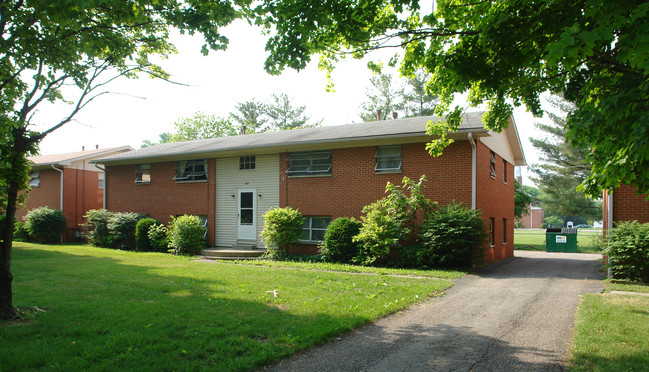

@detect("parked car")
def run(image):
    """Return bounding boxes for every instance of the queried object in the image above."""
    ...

[575,224,592,229]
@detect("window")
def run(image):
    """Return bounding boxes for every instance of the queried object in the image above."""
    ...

[375,145,402,173]
[490,151,496,178]
[301,216,331,242]
[98,172,104,189]
[199,215,208,239]
[239,155,256,170]
[29,171,40,187]
[502,218,507,244]
[175,159,207,181]
[503,159,508,183]
[135,164,151,184]
[489,217,495,246]
[286,151,332,176]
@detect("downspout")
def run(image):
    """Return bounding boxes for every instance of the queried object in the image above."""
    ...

[94,164,106,209]
[468,133,477,210]
[51,165,64,211]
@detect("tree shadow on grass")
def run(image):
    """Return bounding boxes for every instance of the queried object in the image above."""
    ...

[3,246,376,371]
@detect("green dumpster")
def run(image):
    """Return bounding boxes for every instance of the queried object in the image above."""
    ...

[545,228,578,252]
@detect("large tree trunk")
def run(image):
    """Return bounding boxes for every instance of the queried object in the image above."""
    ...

[0,182,18,320]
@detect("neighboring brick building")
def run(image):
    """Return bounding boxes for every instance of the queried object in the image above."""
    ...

[603,185,649,232]
[517,205,544,229]
[18,146,132,241]
[94,113,525,263]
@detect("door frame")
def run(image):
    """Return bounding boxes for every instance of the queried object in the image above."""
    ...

[237,187,257,241]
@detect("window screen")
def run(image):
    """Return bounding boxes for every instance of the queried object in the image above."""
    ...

[375,145,402,172]
[286,151,332,176]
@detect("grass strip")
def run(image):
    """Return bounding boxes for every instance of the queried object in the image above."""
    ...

[2,243,456,371]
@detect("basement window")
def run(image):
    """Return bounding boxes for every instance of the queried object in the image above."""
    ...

[135,164,151,184]
[29,171,40,187]
[286,151,332,176]
[375,145,402,173]
[301,216,331,242]
[174,159,207,182]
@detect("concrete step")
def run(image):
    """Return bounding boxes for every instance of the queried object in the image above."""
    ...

[200,247,266,260]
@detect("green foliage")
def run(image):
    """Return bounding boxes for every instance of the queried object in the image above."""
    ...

[83,209,113,247]
[24,207,66,244]
[514,179,534,220]
[359,71,404,122]
[13,221,30,242]
[167,215,206,255]
[259,0,649,196]
[605,221,649,283]
[261,207,304,260]
[147,223,169,253]
[417,203,487,269]
[108,212,144,251]
[229,99,268,133]
[135,218,161,252]
[354,176,435,266]
[319,217,362,264]
[543,215,564,228]
[264,93,322,131]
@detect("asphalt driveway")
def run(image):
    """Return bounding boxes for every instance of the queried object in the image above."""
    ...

[262,250,604,371]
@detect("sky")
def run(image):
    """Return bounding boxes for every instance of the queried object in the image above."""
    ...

[32,19,547,185]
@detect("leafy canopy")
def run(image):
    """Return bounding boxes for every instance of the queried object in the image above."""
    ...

[256,0,649,196]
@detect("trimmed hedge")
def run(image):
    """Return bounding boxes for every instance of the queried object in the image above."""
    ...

[108,212,144,250]
[261,207,304,260]
[84,209,113,247]
[605,221,649,283]
[168,215,205,255]
[24,206,66,243]
[320,217,362,264]
[135,218,161,252]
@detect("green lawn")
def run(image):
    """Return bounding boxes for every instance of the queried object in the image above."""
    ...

[1,243,459,371]
[514,229,602,253]
[570,282,649,371]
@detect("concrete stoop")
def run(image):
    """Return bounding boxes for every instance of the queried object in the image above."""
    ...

[200,247,266,260]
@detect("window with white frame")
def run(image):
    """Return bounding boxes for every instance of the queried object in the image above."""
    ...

[239,155,256,170]
[29,171,40,187]
[135,164,151,184]
[375,145,402,173]
[301,216,331,242]
[199,215,208,238]
[490,151,496,178]
[286,151,332,176]
[98,172,104,189]
[174,159,207,181]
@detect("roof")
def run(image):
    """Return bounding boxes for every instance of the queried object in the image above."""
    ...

[28,146,134,167]
[93,112,500,165]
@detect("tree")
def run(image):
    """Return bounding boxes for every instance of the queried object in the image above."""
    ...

[514,180,534,220]
[169,112,238,141]
[264,93,321,131]
[141,132,173,148]
[359,71,404,122]
[530,96,602,223]
[257,0,649,196]
[229,99,267,134]
[402,69,438,118]
[0,0,252,320]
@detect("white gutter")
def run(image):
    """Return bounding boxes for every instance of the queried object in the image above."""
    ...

[94,164,106,209]
[51,165,64,210]
[468,133,477,210]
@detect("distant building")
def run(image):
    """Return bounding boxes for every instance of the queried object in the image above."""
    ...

[17,146,132,241]
[517,205,544,229]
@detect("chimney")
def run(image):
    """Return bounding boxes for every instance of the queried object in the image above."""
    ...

[96,144,99,149]
[240,125,247,135]
[82,146,85,151]
[376,109,382,121]
[392,112,398,119]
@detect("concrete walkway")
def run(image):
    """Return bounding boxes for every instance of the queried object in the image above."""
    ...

[262,251,604,371]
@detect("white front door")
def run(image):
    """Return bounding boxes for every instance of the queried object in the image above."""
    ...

[237,188,257,241]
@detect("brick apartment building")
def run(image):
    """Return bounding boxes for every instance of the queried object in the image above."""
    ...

[603,185,649,232]
[517,205,544,229]
[18,146,132,241]
[94,113,525,263]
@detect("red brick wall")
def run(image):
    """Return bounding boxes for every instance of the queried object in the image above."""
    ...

[280,141,474,256]
[517,206,544,229]
[611,184,649,224]
[475,140,515,262]
[105,160,216,245]
[16,169,62,221]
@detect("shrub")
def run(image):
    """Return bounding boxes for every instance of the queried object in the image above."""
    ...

[353,176,435,266]
[83,209,113,247]
[605,221,649,283]
[148,223,169,252]
[24,206,66,243]
[261,207,304,260]
[108,212,144,250]
[417,202,487,269]
[13,221,31,242]
[319,217,362,264]
[168,215,206,255]
[135,218,161,252]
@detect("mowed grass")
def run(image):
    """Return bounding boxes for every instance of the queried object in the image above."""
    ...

[514,229,602,253]
[1,243,458,371]
[570,282,649,371]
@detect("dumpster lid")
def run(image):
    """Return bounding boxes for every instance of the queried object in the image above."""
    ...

[546,228,562,233]
[561,228,578,234]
